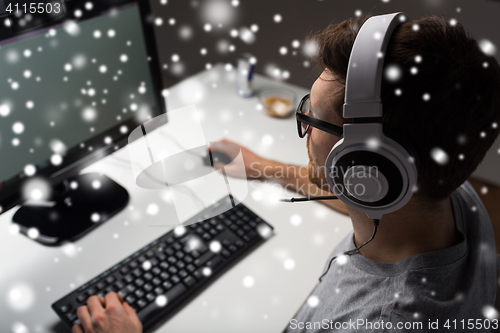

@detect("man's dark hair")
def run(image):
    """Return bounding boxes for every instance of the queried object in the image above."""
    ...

[314,14,500,202]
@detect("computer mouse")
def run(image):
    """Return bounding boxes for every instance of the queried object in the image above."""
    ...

[203,151,233,166]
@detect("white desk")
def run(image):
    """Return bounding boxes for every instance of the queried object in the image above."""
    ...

[0,65,352,333]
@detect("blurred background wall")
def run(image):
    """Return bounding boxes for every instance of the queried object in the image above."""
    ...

[149,0,500,89]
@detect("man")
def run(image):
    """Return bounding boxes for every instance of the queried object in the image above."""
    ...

[73,14,500,333]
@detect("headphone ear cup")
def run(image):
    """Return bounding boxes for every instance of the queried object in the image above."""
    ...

[325,124,417,219]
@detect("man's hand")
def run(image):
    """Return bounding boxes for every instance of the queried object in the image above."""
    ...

[210,138,272,180]
[72,292,142,333]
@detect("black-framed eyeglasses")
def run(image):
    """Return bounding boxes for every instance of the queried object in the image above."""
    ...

[296,94,344,138]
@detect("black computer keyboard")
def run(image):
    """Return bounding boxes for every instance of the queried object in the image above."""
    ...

[52,196,274,332]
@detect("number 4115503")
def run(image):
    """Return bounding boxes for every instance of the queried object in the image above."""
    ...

[6,2,62,14]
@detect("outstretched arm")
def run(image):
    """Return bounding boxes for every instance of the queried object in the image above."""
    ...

[211,139,348,215]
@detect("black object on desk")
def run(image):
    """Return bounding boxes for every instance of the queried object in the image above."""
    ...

[52,196,274,332]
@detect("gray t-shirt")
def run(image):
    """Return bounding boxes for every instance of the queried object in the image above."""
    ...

[286,182,497,332]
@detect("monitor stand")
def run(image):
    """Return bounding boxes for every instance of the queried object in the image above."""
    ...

[13,173,129,246]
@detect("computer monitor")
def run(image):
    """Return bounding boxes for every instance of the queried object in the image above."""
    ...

[0,0,167,245]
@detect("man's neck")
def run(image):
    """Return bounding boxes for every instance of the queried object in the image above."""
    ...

[347,197,461,263]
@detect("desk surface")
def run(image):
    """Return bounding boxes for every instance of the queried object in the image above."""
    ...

[0,65,352,333]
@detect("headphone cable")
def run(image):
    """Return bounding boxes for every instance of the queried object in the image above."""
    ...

[319,218,380,282]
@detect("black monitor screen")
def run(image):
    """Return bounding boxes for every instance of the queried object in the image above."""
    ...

[0,2,165,209]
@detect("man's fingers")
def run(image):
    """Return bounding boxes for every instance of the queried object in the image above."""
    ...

[104,292,125,314]
[123,301,143,328]
[72,323,85,333]
[76,305,94,333]
[87,295,105,314]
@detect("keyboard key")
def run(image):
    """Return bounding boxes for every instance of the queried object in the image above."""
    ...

[124,274,134,283]
[132,268,143,277]
[60,304,72,313]
[221,249,231,258]
[137,298,148,308]
[66,311,77,322]
[194,252,215,267]
[154,287,164,295]
[97,281,106,290]
[125,295,136,304]
[160,270,170,279]
[162,281,172,290]
[146,293,156,302]
[104,286,115,294]
[143,283,153,292]
[205,257,222,269]
[126,284,136,293]
[183,276,196,287]
[114,280,125,290]
[193,269,204,280]
[77,294,87,303]
[243,230,258,242]
[105,276,115,284]
[134,278,145,287]
[171,275,181,284]
[138,284,187,323]
[167,257,177,264]
[86,287,97,296]
[143,272,153,281]
[118,288,128,298]
[229,245,238,252]
[152,277,162,286]
[134,289,145,298]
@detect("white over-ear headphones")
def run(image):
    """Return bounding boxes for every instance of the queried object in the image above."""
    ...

[325,12,418,219]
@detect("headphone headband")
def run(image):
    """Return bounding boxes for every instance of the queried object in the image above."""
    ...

[325,12,417,219]
[344,12,408,119]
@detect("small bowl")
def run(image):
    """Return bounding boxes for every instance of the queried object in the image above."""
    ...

[259,89,295,118]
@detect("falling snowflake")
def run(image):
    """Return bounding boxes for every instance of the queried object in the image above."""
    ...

[483,305,499,319]
[283,258,295,270]
[306,295,320,308]
[431,147,448,165]
[242,276,255,288]
[479,39,496,56]
[385,65,402,82]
